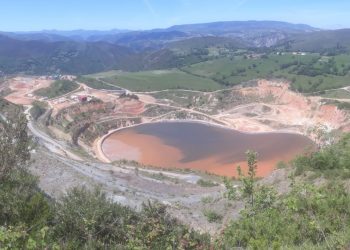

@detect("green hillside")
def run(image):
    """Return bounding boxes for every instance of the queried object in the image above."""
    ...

[0,35,140,75]
[183,53,350,92]
[167,36,246,51]
[284,29,350,53]
[34,80,79,98]
[86,69,222,91]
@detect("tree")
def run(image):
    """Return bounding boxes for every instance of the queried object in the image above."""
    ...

[0,114,31,180]
[237,150,258,207]
[223,177,237,200]
[307,124,337,148]
[224,150,259,206]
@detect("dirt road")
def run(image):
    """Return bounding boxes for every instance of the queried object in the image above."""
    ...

[24,106,83,161]
[30,142,239,234]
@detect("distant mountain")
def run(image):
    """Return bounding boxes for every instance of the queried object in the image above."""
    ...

[0,31,72,42]
[3,29,191,51]
[39,29,130,39]
[87,30,190,50]
[1,20,343,75]
[0,33,206,74]
[283,29,350,53]
[167,21,318,34]
[92,20,319,48]
[6,29,131,42]
[0,34,140,74]
[166,36,246,51]
[4,21,320,49]
[166,21,319,47]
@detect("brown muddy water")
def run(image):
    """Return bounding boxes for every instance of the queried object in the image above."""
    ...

[102,122,314,177]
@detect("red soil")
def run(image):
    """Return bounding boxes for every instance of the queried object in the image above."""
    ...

[4,77,52,105]
[116,99,145,115]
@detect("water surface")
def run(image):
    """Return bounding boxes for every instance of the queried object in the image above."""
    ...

[102,122,314,177]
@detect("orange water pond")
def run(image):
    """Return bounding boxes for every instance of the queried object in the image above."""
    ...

[102,122,314,177]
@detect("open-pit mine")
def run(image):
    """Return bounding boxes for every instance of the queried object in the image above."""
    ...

[2,76,349,176]
[1,74,350,234]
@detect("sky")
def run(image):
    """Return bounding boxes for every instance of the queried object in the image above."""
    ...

[0,0,349,31]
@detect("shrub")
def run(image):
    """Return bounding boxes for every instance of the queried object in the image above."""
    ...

[219,183,350,249]
[0,114,31,180]
[197,178,218,187]
[201,196,214,204]
[53,187,137,247]
[30,101,46,120]
[203,210,223,223]
[34,80,79,98]
[293,133,350,177]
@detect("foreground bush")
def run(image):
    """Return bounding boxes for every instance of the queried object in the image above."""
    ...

[2,102,350,249]
[219,177,350,249]
[1,175,211,249]
[53,188,210,249]
[0,111,210,249]
[293,133,350,178]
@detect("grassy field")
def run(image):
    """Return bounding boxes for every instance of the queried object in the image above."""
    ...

[34,80,79,98]
[84,53,350,93]
[85,69,222,91]
[77,76,121,90]
[183,54,317,83]
[184,53,350,93]
[320,89,350,99]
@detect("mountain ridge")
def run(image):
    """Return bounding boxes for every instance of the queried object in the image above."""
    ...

[1,20,319,46]
[1,20,350,75]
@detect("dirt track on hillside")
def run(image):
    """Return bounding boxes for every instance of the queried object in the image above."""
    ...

[215,80,348,135]
[4,76,52,105]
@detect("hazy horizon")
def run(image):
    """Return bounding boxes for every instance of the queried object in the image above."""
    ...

[1,0,349,32]
[3,20,323,33]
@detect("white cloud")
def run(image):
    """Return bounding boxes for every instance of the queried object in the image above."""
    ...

[143,0,157,17]
[234,0,249,9]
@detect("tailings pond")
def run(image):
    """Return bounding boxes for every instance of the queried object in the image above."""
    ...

[102,121,314,177]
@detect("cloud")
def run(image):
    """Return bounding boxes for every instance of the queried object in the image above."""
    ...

[143,0,157,17]
[180,0,248,8]
[235,0,248,9]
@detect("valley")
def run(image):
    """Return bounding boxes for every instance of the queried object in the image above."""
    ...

[4,74,349,166]
[3,55,350,171]
[1,61,350,233]
[1,18,350,248]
